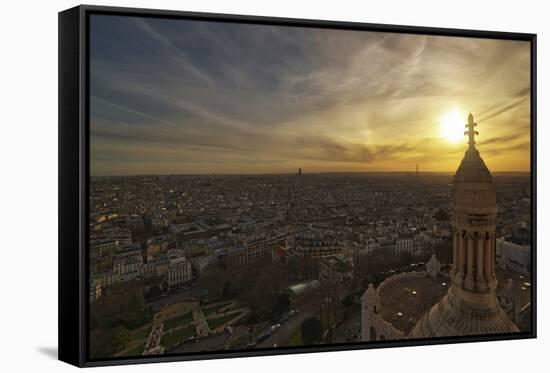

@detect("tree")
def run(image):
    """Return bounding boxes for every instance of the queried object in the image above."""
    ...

[317,275,345,340]
[239,263,289,322]
[342,294,354,308]
[90,328,115,358]
[301,317,322,346]
[122,292,150,330]
[434,208,450,221]
[161,278,169,292]
[111,325,131,351]
[273,293,291,318]
[195,269,232,300]
[145,285,162,300]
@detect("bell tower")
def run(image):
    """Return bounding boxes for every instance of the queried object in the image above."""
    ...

[450,113,499,314]
[411,114,518,337]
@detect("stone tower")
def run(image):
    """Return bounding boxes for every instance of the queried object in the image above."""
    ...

[361,283,381,341]
[411,113,518,337]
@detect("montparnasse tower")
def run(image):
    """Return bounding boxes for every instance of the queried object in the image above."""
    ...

[411,113,519,337]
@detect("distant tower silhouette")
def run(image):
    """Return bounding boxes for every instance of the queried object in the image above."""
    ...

[298,168,302,176]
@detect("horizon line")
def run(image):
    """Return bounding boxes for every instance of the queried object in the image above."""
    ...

[90,170,531,178]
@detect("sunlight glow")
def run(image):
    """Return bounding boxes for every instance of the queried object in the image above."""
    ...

[440,109,466,143]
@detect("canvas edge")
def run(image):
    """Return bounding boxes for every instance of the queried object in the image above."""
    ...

[57,4,537,368]
[59,5,85,368]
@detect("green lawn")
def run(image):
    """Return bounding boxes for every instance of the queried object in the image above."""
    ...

[289,327,303,346]
[164,311,194,331]
[229,332,252,349]
[201,297,223,306]
[131,326,151,340]
[226,301,241,311]
[124,342,146,357]
[202,302,232,317]
[207,313,237,331]
[160,325,197,348]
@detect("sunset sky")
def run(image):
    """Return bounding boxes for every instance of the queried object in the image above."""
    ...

[89,15,531,176]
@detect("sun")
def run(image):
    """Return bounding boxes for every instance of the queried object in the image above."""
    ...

[439,109,466,143]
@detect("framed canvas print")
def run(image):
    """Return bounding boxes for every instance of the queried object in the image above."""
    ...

[58,5,537,367]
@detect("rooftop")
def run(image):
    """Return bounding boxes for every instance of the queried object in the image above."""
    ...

[496,269,532,309]
[379,274,449,335]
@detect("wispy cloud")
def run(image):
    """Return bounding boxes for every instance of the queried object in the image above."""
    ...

[133,18,215,87]
[89,14,531,175]
[479,133,525,146]
[478,96,529,122]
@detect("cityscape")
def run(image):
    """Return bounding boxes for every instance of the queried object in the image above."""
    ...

[89,163,531,357]
[88,15,532,358]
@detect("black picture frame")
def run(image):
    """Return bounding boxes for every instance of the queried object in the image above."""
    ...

[59,4,537,367]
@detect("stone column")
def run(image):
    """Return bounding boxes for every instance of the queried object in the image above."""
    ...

[476,233,486,290]
[465,234,474,289]
[489,234,495,276]
[452,231,458,276]
[457,232,465,280]
[484,232,491,280]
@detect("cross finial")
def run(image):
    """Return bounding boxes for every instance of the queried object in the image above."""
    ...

[465,113,479,148]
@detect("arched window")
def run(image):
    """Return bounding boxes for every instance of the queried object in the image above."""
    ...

[370,326,376,341]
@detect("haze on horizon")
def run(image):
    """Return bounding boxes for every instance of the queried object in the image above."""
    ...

[89,15,531,176]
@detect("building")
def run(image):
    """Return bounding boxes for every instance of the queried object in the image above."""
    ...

[167,252,193,287]
[361,114,521,342]
[190,253,218,275]
[89,238,117,257]
[361,283,404,341]
[126,214,145,233]
[170,222,210,240]
[115,243,142,259]
[216,246,247,270]
[89,283,102,303]
[244,236,274,264]
[411,114,519,337]
[146,235,170,260]
[319,255,354,283]
[90,270,117,289]
[113,255,143,275]
[395,234,415,255]
[496,238,531,273]
[294,235,342,258]
[498,278,532,331]
[143,256,170,278]
[112,243,143,275]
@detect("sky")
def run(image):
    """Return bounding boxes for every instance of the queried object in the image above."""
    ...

[89,15,531,176]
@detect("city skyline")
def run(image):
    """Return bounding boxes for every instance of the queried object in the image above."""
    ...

[86,14,532,359]
[90,15,531,176]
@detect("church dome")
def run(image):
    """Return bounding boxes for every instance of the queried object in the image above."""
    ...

[451,114,497,210]
[410,290,519,338]
[453,148,493,184]
[451,148,497,210]
[410,113,519,339]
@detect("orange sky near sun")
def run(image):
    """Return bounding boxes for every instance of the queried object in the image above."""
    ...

[89,18,531,176]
